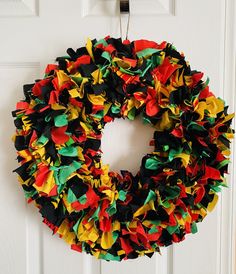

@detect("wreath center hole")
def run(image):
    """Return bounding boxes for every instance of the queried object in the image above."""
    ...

[101,116,154,174]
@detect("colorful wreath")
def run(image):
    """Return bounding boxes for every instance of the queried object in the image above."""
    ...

[12,37,234,261]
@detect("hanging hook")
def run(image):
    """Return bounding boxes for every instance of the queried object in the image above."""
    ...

[119,0,130,40]
[120,0,129,13]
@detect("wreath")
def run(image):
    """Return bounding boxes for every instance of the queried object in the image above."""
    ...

[12,37,234,261]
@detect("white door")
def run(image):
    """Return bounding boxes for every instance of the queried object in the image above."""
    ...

[0,1,235,274]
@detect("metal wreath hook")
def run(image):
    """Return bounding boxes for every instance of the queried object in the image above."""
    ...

[119,0,130,40]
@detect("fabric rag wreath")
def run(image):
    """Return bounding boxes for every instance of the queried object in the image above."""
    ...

[12,37,234,261]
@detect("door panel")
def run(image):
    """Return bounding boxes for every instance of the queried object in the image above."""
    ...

[0,1,235,274]
[0,65,40,274]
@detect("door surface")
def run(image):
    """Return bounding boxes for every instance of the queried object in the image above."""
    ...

[0,1,235,274]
